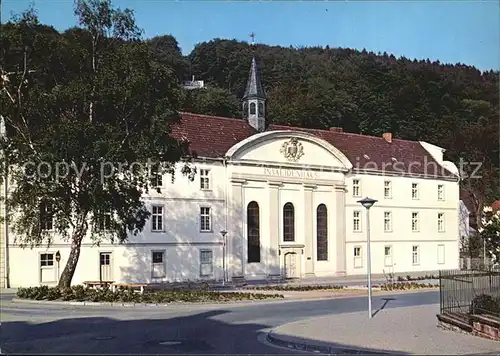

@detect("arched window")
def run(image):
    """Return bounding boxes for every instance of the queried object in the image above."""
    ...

[243,102,248,118]
[258,102,264,115]
[283,202,295,242]
[316,204,328,261]
[247,201,260,263]
[250,102,256,115]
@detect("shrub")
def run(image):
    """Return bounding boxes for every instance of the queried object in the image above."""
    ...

[248,284,344,291]
[469,294,500,315]
[15,285,284,304]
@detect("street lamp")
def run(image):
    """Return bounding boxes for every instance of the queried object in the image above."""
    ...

[220,230,227,286]
[357,197,377,319]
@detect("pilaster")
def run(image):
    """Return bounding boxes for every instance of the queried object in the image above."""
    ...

[267,181,281,276]
[303,184,315,276]
[229,178,245,279]
[335,185,347,275]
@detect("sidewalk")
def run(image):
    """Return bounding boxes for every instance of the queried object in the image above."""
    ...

[267,304,500,355]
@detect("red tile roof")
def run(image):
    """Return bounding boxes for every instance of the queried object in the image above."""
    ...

[173,112,456,179]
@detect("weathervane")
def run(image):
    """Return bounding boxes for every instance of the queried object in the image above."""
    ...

[249,32,255,46]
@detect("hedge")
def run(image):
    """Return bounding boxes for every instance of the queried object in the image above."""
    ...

[16,285,284,303]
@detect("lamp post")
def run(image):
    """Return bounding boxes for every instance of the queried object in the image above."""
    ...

[357,197,377,319]
[220,230,227,286]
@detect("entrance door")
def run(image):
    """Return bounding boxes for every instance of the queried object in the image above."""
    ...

[99,252,113,281]
[284,252,298,279]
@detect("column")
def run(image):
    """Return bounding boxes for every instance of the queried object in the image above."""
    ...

[303,184,315,276]
[267,182,281,276]
[229,179,245,279]
[335,185,347,275]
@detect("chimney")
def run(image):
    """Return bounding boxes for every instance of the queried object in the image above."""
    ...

[383,132,392,143]
[329,127,343,132]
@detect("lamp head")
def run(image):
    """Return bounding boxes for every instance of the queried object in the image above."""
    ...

[357,197,377,209]
[55,250,61,262]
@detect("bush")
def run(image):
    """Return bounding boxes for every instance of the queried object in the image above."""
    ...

[380,282,438,291]
[469,294,500,315]
[248,284,345,291]
[16,285,284,304]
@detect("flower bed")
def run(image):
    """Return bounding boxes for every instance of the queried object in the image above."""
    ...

[396,274,438,282]
[378,282,439,291]
[16,285,284,303]
[247,284,346,291]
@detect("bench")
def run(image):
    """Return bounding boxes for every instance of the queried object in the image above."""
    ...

[83,281,114,289]
[111,283,148,294]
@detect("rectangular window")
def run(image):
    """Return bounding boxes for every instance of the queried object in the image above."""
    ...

[411,212,419,232]
[437,184,444,201]
[352,179,361,197]
[150,164,163,188]
[151,205,164,231]
[437,212,445,232]
[384,180,392,199]
[353,246,363,268]
[200,249,214,276]
[98,211,112,231]
[437,244,445,264]
[412,183,419,200]
[353,211,361,232]
[40,202,54,231]
[39,253,55,283]
[200,207,212,232]
[384,211,392,232]
[200,169,210,190]
[40,253,54,267]
[384,245,393,267]
[151,251,166,278]
[412,245,420,265]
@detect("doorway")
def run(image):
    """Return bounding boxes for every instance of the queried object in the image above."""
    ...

[284,252,298,279]
[99,252,113,281]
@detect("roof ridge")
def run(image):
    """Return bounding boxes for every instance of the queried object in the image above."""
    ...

[179,111,245,123]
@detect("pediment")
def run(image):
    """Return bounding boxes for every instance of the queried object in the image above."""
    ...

[225,131,352,169]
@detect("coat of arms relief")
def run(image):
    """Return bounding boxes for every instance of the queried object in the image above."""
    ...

[280,137,304,162]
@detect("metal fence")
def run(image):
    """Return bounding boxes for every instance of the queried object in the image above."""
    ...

[439,268,500,317]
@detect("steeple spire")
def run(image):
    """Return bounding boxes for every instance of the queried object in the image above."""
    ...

[242,52,266,132]
[243,56,266,101]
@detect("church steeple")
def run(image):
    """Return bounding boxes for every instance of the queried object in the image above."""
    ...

[243,33,266,132]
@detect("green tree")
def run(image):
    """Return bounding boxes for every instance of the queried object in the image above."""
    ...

[479,207,500,265]
[181,86,241,118]
[0,0,194,288]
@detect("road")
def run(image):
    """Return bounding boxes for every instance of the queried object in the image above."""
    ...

[1,290,439,354]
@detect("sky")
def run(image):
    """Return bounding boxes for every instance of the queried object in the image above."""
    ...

[2,0,499,71]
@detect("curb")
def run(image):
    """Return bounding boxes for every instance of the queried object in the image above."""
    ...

[266,332,395,355]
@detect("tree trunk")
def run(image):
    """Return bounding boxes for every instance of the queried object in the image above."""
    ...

[57,214,88,289]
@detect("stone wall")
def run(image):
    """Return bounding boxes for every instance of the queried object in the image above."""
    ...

[472,318,500,341]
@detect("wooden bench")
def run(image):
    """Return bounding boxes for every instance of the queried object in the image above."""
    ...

[83,281,114,289]
[111,283,148,294]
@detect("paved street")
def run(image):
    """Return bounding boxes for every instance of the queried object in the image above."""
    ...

[0,290,443,354]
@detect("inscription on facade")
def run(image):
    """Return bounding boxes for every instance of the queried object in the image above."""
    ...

[264,167,320,179]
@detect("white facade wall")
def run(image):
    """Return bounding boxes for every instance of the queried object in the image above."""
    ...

[6,131,461,287]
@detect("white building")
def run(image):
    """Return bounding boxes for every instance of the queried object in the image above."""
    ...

[1,57,462,288]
